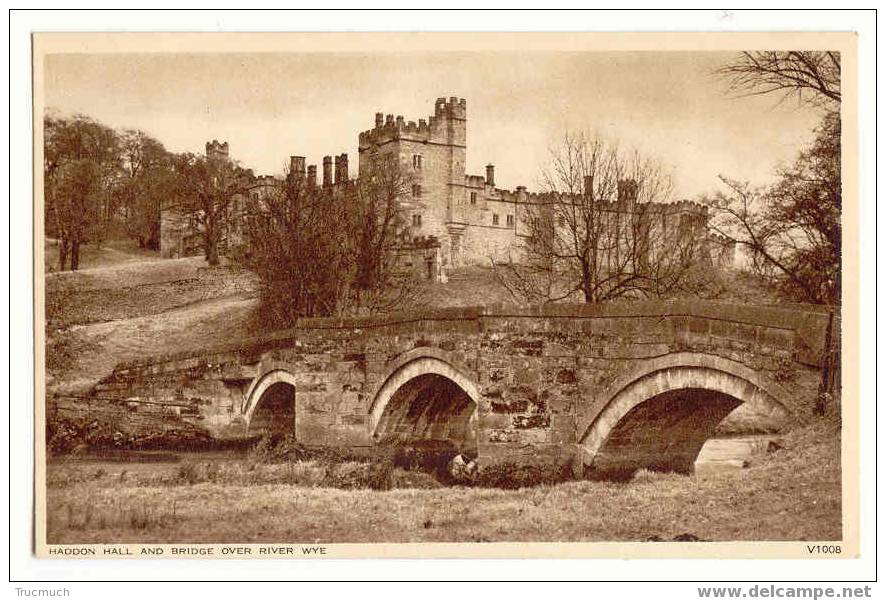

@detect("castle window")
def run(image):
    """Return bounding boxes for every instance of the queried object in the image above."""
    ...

[506,214,514,227]
[492,214,499,226]
[412,184,422,198]
[412,154,423,170]
[412,214,422,228]
[470,192,477,204]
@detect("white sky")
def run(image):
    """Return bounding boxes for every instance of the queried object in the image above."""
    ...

[44,51,824,200]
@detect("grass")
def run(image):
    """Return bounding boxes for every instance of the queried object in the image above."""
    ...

[46,420,841,544]
[44,237,161,273]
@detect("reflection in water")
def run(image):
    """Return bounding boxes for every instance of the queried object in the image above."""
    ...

[695,435,778,474]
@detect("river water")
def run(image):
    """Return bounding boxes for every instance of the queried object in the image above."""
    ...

[50,435,776,477]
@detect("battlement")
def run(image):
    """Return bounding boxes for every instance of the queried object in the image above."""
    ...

[490,183,708,219]
[652,200,709,216]
[358,96,467,150]
[205,139,229,160]
[465,174,487,188]
[434,96,467,119]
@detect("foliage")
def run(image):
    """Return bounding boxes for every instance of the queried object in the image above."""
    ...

[169,152,254,266]
[117,129,179,250]
[43,113,182,269]
[240,162,416,326]
[704,113,841,305]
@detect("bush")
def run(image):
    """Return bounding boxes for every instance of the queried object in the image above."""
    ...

[366,459,396,491]
[46,414,218,456]
[248,433,360,464]
[46,416,122,455]
[376,436,461,480]
[473,461,575,490]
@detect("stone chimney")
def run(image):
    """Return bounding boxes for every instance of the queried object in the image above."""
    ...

[486,164,495,187]
[322,156,333,187]
[307,165,317,188]
[335,153,349,184]
[584,175,594,197]
[375,112,384,128]
[290,156,306,179]
[335,153,348,184]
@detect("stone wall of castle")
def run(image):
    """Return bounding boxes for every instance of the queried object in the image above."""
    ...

[162,97,730,275]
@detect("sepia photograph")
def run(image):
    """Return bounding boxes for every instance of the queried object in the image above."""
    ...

[29,28,860,561]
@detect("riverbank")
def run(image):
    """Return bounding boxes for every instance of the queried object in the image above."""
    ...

[45,421,840,544]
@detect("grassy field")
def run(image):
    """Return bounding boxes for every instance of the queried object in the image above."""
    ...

[44,237,161,273]
[46,421,840,544]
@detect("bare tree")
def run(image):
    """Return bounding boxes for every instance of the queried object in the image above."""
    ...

[717,51,841,108]
[243,170,354,324]
[350,158,418,313]
[495,132,707,304]
[710,50,841,305]
[173,153,252,266]
[241,159,417,326]
[703,113,841,305]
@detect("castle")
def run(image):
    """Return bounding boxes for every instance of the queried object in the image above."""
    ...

[160,96,734,276]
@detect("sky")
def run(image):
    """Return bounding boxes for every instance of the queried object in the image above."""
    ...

[44,51,825,200]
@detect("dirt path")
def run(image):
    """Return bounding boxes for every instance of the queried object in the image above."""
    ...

[49,294,259,395]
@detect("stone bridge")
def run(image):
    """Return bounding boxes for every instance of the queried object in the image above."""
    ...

[86,300,836,475]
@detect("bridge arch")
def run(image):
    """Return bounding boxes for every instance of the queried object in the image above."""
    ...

[243,369,299,436]
[369,350,480,454]
[579,353,790,476]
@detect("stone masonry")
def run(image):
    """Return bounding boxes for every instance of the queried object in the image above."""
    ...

[67,300,836,475]
[161,98,735,273]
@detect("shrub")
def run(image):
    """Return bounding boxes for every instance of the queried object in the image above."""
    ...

[46,416,121,455]
[46,413,218,456]
[473,461,575,490]
[390,469,443,490]
[376,436,460,480]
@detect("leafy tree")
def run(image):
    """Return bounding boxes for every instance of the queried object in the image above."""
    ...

[49,159,103,271]
[44,114,122,269]
[118,129,176,250]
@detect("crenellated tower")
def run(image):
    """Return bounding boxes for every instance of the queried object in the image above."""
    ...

[205,140,230,162]
[358,97,467,249]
